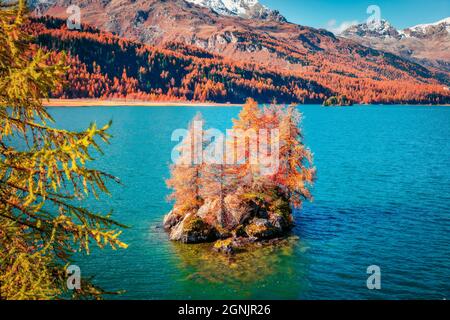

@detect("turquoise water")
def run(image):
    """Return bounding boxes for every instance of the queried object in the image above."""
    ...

[49,105,450,300]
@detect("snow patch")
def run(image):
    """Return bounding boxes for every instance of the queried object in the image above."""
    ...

[408,17,450,33]
[185,0,270,18]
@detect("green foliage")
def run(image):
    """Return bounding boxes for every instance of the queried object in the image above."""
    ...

[0,0,126,300]
[323,96,338,106]
[323,95,353,106]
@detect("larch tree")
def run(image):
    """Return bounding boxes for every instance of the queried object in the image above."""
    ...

[201,162,232,228]
[0,0,126,300]
[229,98,262,188]
[230,101,315,209]
[232,98,261,131]
[275,105,316,207]
[166,113,205,214]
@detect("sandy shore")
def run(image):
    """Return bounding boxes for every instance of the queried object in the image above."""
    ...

[43,99,243,107]
[42,99,450,108]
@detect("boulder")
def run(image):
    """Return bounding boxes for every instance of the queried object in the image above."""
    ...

[197,199,218,219]
[169,213,218,244]
[163,210,182,230]
[213,238,235,255]
[224,194,252,228]
[232,225,247,238]
[194,195,253,231]
[165,192,294,246]
[215,226,232,239]
[256,208,269,219]
[245,218,282,240]
[270,215,290,233]
[268,197,293,231]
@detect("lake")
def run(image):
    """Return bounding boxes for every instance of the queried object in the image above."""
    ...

[49,105,450,300]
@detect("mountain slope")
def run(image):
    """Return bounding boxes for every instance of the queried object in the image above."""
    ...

[29,16,330,103]
[33,0,450,104]
[341,17,450,74]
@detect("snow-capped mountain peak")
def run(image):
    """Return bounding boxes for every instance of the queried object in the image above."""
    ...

[409,17,450,33]
[341,16,450,40]
[404,17,450,38]
[341,19,400,39]
[186,0,233,16]
[185,0,286,21]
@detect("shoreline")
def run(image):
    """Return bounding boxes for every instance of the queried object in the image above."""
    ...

[43,99,243,107]
[42,99,450,108]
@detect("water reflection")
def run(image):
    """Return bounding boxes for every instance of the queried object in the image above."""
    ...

[169,236,312,299]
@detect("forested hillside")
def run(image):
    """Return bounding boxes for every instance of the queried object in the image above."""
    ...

[29,17,330,103]
[29,16,450,104]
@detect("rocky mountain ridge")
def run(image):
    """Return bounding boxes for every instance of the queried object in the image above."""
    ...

[341,17,450,72]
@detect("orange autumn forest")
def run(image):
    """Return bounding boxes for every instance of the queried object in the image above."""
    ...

[27,13,450,105]
[2,0,450,302]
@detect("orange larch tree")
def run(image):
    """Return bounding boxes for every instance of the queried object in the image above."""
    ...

[166,113,205,214]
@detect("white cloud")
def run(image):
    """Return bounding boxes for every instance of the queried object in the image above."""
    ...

[326,19,359,35]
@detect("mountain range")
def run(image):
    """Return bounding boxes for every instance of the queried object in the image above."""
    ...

[29,0,450,104]
[341,18,450,72]
[341,17,450,39]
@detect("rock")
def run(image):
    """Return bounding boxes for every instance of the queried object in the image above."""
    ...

[215,226,232,239]
[270,215,290,233]
[256,208,269,219]
[197,199,219,219]
[169,213,218,244]
[196,199,236,232]
[213,238,235,255]
[193,195,253,231]
[231,236,254,248]
[245,218,282,240]
[213,237,253,255]
[232,225,247,238]
[224,194,252,228]
[165,193,294,245]
[163,210,182,230]
[268,197,293,231]
[253,218,271,227]
[168,213,190,241]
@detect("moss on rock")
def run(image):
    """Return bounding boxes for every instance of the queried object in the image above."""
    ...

[213,238,235,255]
[170,214,218,244]
[245,218,281,240]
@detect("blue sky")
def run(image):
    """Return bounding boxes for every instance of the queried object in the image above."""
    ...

[260,0,450,31]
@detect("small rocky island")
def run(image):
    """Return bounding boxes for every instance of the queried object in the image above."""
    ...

[323,95,353,107]
[164,99,316,254]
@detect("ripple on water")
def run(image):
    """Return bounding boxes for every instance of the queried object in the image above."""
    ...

[49,105,450,299]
